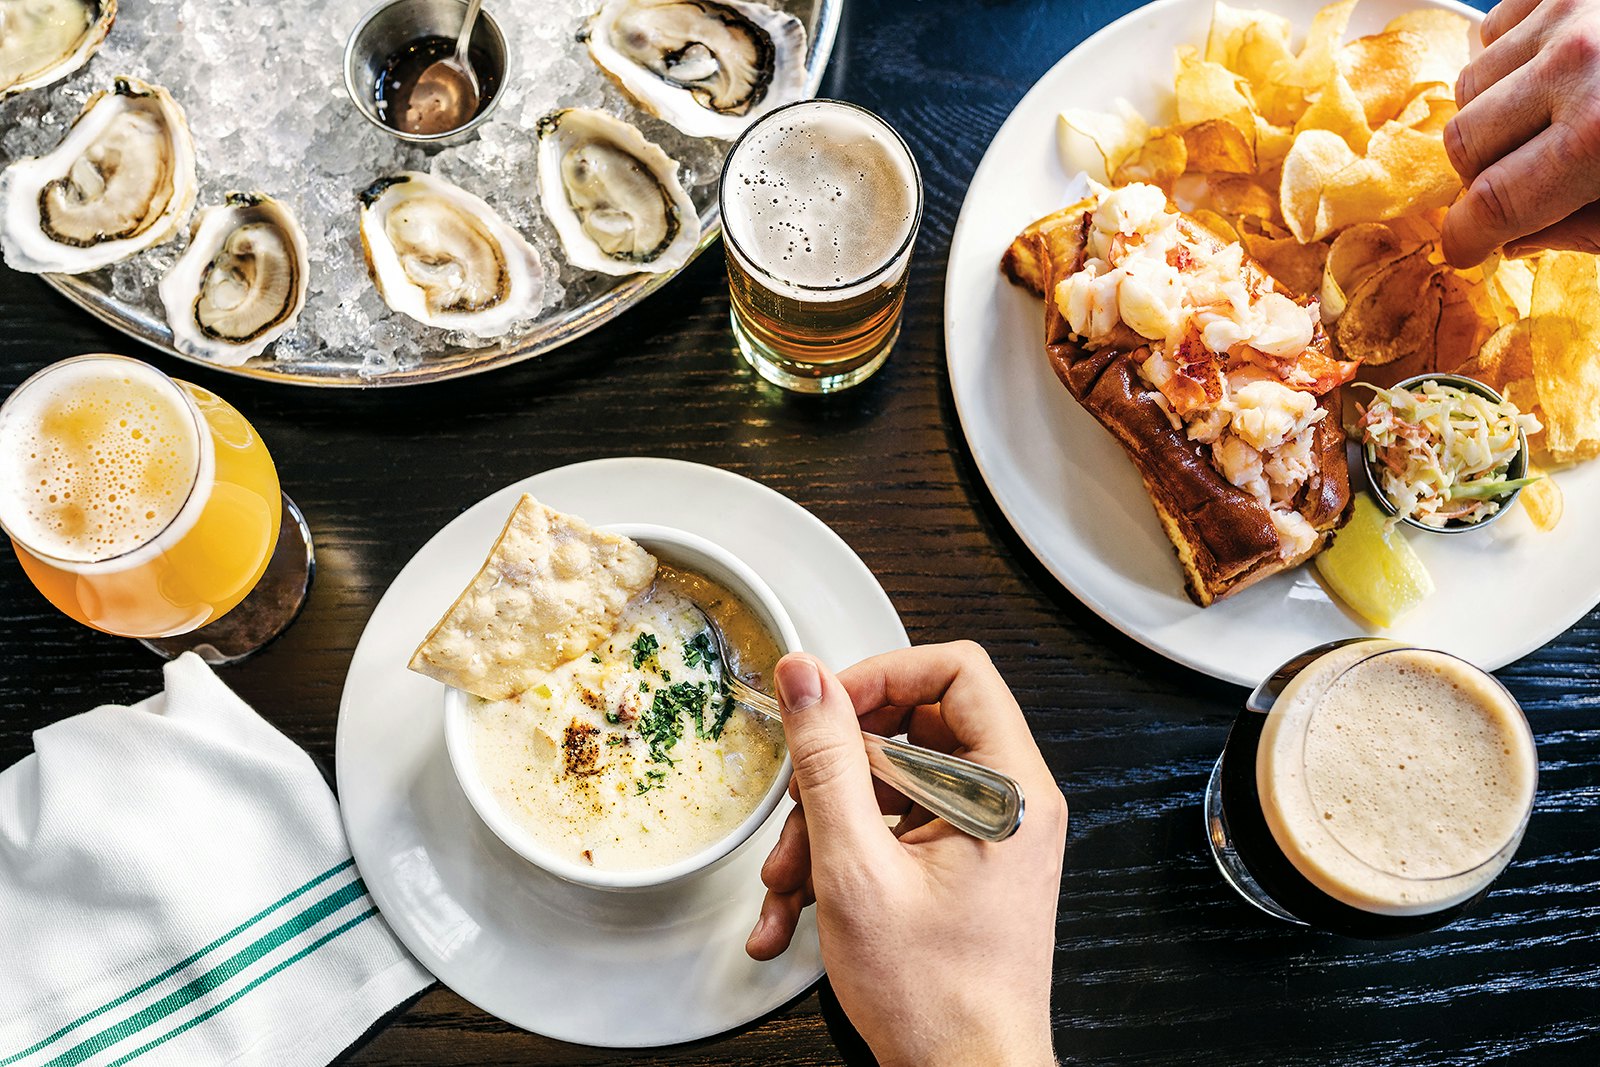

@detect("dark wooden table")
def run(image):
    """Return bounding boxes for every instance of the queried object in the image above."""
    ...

[6,0,1599,1063]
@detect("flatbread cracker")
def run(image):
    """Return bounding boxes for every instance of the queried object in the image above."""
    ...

[409,495,657,700]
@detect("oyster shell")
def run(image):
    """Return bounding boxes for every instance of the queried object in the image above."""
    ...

[157,192,309,366]
[0,0,116,99]
[583,0,807,140]
[536,108,700,276]
[0,76,196,274]
[359,172,544,337]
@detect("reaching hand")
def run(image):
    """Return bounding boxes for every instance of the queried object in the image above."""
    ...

[1442,0,1600,266]
[745,643,1067,1067]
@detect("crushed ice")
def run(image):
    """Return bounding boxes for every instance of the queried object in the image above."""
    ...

[0,0,803,378]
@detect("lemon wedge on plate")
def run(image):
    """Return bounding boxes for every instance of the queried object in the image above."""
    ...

[1315,494,1435,628]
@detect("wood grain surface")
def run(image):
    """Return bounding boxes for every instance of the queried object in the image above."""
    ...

[5,0,1599,1063]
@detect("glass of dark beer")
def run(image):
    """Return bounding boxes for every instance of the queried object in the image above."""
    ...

[1205,640,1537,937]
[719,99,923,394]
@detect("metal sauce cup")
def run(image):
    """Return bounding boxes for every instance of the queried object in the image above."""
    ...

[344,0,509,147]
[1360,371,1531,534]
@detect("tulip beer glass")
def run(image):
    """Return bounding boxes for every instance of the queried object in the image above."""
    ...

[720,99,923,393]
[1205,640,1537,936]
[0,354,312,662]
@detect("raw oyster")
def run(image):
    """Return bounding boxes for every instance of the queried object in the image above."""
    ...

[0,76,196,274]
[536,108,700,276]
[157,192,309,366]
[583,0,806,140]
[0,0,116,99]
[358,171,544,337]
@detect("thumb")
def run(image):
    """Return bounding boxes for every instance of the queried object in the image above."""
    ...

[1503,201,1600,259]
[774,653,891,865]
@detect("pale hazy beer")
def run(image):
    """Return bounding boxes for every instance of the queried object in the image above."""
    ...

[1207,642,1537,935]
[0,355,287,641]
[720,99,922,393]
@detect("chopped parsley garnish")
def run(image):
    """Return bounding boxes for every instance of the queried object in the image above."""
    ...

[634,768,669,794]
[638,683,693,763]
[683,631,718,670]
[606,735,624,746]
[631,632,660,669]
[660,670,671,683]
[590,654,601,664]
[604,709,621,725]
[636,679,736,762]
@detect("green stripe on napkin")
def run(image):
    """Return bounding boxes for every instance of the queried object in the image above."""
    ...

[1,858,355,1067]
[100,909,381,1067]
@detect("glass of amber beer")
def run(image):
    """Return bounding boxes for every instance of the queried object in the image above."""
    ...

[720,99,923,393]
[1205,640,1538,937]
[0,354,313,663]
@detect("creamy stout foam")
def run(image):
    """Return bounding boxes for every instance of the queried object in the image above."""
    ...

[1258,645,1537,916]
[0,357,203,564]
[722,100,919,300]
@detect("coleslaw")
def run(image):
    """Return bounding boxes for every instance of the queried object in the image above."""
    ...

[1357,379,1541,529]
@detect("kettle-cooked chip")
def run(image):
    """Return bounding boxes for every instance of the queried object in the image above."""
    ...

[1530,252,1600,463]
[1333,246,1442,368]
[409,494,658,700]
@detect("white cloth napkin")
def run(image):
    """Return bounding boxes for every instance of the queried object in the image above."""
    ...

[0,653,433,1067]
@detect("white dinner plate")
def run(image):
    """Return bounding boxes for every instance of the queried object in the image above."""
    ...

[945,0,1600,687]
[335,457,908,1046]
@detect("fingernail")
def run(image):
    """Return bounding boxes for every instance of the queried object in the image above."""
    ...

[747,914,767,946]
[776,656,823,713]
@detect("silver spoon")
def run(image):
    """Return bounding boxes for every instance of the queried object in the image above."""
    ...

[401,0,484,136]
[1244,638,1367,715]
[693,609,1025,842]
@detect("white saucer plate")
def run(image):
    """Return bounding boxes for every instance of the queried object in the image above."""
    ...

[944,0,1600,686]
[335,457,908,1046]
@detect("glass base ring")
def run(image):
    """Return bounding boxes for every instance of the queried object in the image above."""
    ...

[140,491,315,666]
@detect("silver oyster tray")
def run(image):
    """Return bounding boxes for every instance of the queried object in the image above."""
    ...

[42,0,842,388]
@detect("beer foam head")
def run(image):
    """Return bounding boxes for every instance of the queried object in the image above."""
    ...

[723,101,920,298]
[1258,644,1537,915]
[0,357,202,564]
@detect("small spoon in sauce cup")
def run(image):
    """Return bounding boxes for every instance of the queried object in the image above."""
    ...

[692,608,1026,843]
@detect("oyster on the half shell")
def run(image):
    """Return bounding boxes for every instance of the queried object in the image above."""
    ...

[0,76,196,274]
[0,0,117,99]
[536,108,700,276]
[158,192,309,366]
[359,172,544,337]
[583,0,807,140]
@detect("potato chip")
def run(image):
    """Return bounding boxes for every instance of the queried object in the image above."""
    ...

[1334,246,1442,368]
[1206,2,1293,67]
[1182,118,1257,173]
[1209,174,1277,221]
[1455,319,1534,390]
[1483,254,1535,325]
[1277,0,1361,90]
[1322,222,1406,319]
[1293,71,1371,153]
[1519,467,1563,532]
[1395,82,1457,134]
[1113,129,1188,189]
[1337,31,1432,125]
[1253,116,1295,168]
[1060,99,1150,180]
[1280,129,1357,242]
[1242,231,1328,297]
[1190,208,1240,243]
[1174,45,1257,136]
[1384,10,1472,87]
[1434,270,1496,372]
[1312,121,1461,240]
[1529,251,1600,463]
